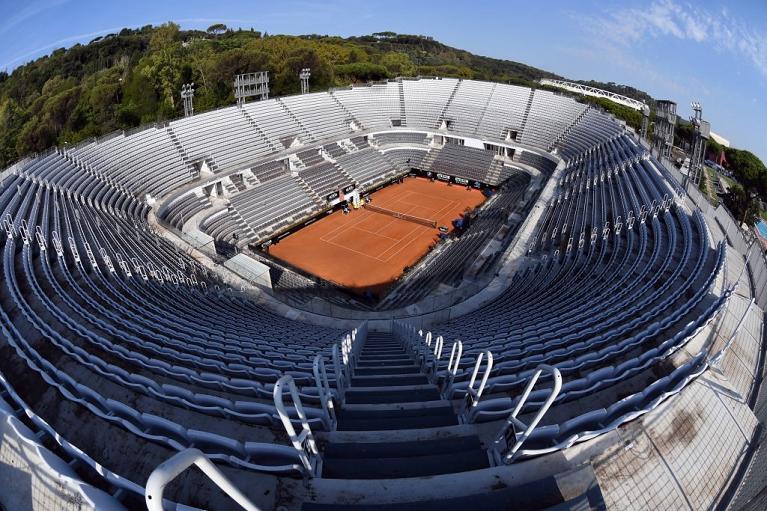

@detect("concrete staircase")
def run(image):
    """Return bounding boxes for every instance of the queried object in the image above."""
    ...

[437,79,462,128]
[519,88,536,133]
[473,82,497,137]
[398,81,407,126]
[302,332,605,510]
[239,107,280,152]
[549,106,590,152]
[277,98,314,143]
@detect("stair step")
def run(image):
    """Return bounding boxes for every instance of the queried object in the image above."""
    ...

[323,434,481,459]
[354,365,420,375]
[361,345,404,352]
[360,347,407,354]
[322,423,477,444]
[338,403,453,421]
[351,374,427,386]
[321,449,489,479]
[337,413,459,431]
[358,355,412,363]
[302,475,574,510]
[358,358,415,367]
[346,387,442,404]
[345,387,442,404]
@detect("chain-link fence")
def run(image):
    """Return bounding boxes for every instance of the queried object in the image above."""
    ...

[663,155,767,510]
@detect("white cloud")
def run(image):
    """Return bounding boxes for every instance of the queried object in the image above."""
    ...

[0,0,69,35]
[576,1,767,79]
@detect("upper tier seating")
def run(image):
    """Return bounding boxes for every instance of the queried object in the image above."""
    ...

[441,80,496,135]
[519,90,587,149]
[67,127,193,198]
[169,108,273,173]
[475,83,530,140]
[331,82,402,129]
[401,78,459,129]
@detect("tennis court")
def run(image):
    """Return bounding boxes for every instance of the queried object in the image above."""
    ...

[268,177,486,294]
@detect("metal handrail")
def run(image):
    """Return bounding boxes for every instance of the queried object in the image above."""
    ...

[332,343,348,404]
[441,340,463,396]
[273,375,320,476]
[461,350,493,420]
[427,335,444,380]
[493,364,562,463]
[313,354,336,430]
[145,448,260,511]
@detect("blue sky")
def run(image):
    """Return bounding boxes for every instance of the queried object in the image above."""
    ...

[1,0,765,161]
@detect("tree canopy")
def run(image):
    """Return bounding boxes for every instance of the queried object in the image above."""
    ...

[0,27,576,168]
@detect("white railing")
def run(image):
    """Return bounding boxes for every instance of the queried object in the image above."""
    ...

[330,324,366,405]
[441,340,463,396]
[492,364,562,463]
[460,350,494,421]
[273,375,321,477]
[427,335,444,378]
[313,354,337,430]
[145,448,260,511]
[332,343,349,404]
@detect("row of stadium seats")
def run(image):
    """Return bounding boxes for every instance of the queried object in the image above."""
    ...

[0,163,362,508]
[60,78,600,197]
[0,76,743,509]
[66,126,193,199]
[424,134,726,458]
[382,171,532,308]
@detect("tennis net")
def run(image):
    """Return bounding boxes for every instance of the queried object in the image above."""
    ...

[364,204,437,228]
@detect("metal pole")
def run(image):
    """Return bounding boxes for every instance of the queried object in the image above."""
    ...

[300,68,311,94]
[145,449,260,511]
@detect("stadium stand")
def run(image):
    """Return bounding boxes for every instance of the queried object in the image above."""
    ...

[168,107,274,173]
[297,162,351,199]
[401,77,459,128]
[228,175,318,242]
[381,147,429,169]
[334,147,401,188]
[0,77,764,511]
[371,131,429,146]
[425,143,497,184]
[330,82,402,129]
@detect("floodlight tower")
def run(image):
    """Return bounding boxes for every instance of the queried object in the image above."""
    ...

[652,100,677,160]
[687,102,710,188]
[181,83,195,117]
[300,68,311,94]
[234,72,269,106]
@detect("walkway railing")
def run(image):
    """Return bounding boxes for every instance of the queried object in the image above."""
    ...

[145,448,260,511]
[273,375,321,477]
[492,364,562,463]
[460,350,494,422]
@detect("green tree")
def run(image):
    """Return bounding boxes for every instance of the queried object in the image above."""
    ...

[723,183,761,227]
[141,22,182,115]
[207,24,228,36]
[380,52,416,77]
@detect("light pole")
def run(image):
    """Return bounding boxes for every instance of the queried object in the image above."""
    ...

[299,68,311,94]
[181,83,195,117]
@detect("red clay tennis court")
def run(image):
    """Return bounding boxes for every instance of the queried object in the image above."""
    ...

[268,177,486,294]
